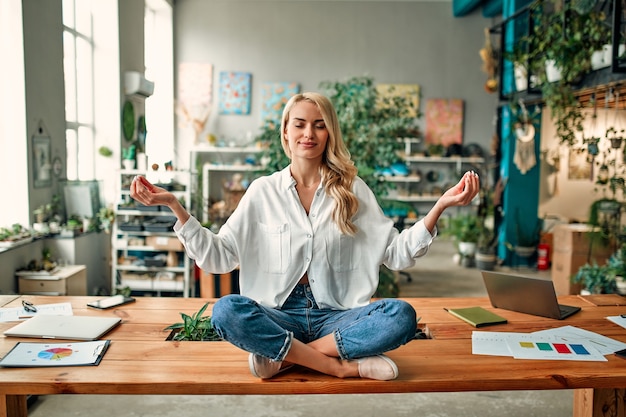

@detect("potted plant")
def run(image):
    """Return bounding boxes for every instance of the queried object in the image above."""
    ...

[122,144,136,170]
[165,302,221,341]
[573,261,616,294]
[443,213,482,263]
[607,243,626,294]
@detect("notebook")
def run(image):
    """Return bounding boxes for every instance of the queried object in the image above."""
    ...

[444,306,508,328]
[481,271,581,320]
[4,315,121,340]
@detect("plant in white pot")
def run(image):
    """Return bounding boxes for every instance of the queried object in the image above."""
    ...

[443,213,482,267]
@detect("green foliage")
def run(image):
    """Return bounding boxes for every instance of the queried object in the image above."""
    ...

[256,122,288,175]
[443,213,482,244]
[573,261,616,294]
[607,244,626,279]
[509,0,611,145]
[164,302,221,341]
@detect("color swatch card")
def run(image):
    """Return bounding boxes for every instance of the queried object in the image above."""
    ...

[505,338,606,361]
[0,340,110,367]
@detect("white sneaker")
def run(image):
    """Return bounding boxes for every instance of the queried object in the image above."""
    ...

[357,354,399,380]
[248,353,293,379]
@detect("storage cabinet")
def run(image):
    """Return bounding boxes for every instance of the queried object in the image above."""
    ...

[111,169,194,297]
[17,265,87,296]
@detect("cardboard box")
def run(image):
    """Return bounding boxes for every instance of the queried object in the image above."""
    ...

[552,224,606,255]
[551,248,614,295]
[146,236,183,251]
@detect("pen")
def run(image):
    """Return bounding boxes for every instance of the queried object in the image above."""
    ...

[620,314,626,318]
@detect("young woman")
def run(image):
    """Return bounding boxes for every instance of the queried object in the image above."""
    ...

[130,92,480,381]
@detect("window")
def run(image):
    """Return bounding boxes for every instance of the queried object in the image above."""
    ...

[63,0,95,181]
[144,0,174,168]
[0,0,29,227]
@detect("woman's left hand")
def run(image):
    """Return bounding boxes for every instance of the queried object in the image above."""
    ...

[439,171,481,209]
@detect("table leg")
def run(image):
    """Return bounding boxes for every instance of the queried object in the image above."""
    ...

[574,388,626,417]
[0,394,28,417]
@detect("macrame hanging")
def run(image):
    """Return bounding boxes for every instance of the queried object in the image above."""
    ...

[513,100,536,174]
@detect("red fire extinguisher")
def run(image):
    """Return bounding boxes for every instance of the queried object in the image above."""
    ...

[537,243,550,270]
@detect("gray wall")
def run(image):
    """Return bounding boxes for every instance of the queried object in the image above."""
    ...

[173,0,498,162]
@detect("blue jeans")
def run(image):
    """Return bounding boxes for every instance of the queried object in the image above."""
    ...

[211,283,418,361]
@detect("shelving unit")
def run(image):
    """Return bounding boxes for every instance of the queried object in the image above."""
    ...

[383,138,484,216]
[191,145,264,224]
[111,169,194,297]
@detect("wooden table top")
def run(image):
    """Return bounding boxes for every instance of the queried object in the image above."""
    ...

[0,295,625,396]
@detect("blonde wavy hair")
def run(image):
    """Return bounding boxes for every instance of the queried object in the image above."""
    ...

[280,92,359,235]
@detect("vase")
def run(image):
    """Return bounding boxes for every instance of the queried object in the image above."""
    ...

[122,159,135,170]
[458,242,477,257]
[475,251,497,271]
[545,60,562,83]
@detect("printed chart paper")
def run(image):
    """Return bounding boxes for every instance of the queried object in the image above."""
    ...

[0,340,110,367]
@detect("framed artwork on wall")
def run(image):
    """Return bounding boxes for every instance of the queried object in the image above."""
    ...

[376,84,420,118]
[32,135,51,188]
[260,81,300,125]
[177,62,213,143]
[218,71,252,115]
[424,98,464,146]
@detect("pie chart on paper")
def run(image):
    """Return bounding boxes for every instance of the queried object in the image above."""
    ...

[38,347,73,361]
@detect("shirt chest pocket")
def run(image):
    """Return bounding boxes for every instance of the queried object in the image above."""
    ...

[257,222,291,274]
[326,231,360,273]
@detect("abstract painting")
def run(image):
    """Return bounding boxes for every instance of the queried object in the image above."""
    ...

[261,82,301,124]
[219,71,252,115]
[376,84,420,118]
[425,98,464,146]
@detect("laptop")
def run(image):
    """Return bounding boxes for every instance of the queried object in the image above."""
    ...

[4,315,121,340]
[481,271,581,320]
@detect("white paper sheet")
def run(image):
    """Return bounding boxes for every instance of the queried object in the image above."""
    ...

[472,331,555,356]
[0,302,73,322]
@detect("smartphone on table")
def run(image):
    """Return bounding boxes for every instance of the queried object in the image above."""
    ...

[87,294,136,309]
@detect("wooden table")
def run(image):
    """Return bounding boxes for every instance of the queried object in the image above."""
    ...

[0,294,625,417]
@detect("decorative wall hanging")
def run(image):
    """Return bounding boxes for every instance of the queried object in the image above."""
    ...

[260,81,300,125]
[177,62,213,144]
[122,100,135,142]
[33,134,51,188]
[512,100,537,175]
[424,98,464,146]
[219,71,252,115]
[376,84,420,118]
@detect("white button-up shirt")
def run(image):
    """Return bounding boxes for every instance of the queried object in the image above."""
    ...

[174,166,435,309]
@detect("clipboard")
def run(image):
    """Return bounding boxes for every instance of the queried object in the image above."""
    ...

[0,340,110,367]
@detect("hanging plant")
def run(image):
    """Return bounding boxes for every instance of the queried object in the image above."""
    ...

[509,0,611,146]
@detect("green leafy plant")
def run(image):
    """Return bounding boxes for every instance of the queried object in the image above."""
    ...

[443,213,482,244]
[573,261,616,294]
[164,302,221,341]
